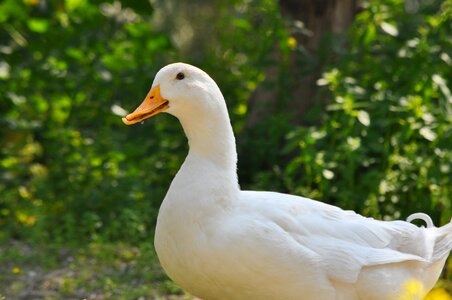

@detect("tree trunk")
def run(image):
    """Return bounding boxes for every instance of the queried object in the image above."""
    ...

[246,0,358,127]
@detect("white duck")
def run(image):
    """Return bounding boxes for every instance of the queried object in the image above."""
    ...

[123,63,451,300]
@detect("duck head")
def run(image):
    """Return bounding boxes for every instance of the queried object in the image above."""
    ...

[122,62,225,125]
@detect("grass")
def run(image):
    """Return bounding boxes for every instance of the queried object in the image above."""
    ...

[0,240,450,299]
[0,240,194,300]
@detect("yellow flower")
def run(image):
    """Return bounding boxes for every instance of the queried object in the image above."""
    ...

[12,267,21,274]
[16,212,37,226]
[18,186,31,199]
[287,37,297,49]
[425,288,452,300]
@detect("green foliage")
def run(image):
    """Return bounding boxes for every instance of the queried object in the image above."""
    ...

[0,0,450,248]
[284,0,451,223]
[0,0,284,244]
[184,0,285,130]
[0,0,183,243]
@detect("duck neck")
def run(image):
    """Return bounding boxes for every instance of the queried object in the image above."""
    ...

[177,107,238,182]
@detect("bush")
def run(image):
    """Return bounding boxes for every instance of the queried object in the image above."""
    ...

[284,0,451,223]
[0,0,183,243]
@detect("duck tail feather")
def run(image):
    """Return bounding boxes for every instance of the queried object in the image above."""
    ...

[431,219,452,262]
[406,213,434,228]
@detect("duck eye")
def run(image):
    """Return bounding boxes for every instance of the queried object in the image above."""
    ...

[176,72,185,80]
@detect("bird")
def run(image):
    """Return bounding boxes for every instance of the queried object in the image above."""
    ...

[122,62,451,300]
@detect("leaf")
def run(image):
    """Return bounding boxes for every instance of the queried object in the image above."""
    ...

[322,169,334,180]
[380,22,398,37]
[316,78,329,86]
[432,74,452,103]
[111,104,128,117]
[358,110,370,126]
[419,127,437,141]
[0,61,10,79]
[65,0,87,12]
[363,24,376,45]
[232,18,252,30]
[347,137,361,151]
[27,18,49,33]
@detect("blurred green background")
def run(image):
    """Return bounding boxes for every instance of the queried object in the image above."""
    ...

[0,0,450,298]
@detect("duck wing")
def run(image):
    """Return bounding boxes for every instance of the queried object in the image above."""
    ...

[241,191,435,283]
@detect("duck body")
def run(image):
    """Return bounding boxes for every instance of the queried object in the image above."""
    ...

[155,158,449,300]
[123,63,452,300]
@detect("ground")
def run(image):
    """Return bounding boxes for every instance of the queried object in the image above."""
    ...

[0,241,195,300]
[0,241,450,299]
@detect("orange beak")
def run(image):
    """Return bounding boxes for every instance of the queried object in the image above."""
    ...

[122,85,169,125]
